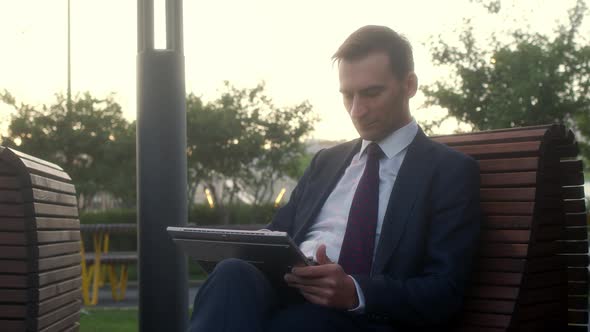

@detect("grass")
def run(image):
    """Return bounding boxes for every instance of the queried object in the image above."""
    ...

[80,308,138,332]
[80,308,194,332]
[79,261,205,332]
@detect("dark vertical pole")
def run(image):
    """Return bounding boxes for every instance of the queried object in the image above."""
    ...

[67,0,72,112]
[137,0,188,331]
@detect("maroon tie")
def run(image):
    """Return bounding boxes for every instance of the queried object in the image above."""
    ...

[339,143,383,275]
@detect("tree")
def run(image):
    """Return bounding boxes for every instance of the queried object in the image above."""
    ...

[186,87,264,209]
[242,98,316,204]
[0,91,136,208]
[423,0,590,168]
[1,82,317,215]
[186,82,317,217]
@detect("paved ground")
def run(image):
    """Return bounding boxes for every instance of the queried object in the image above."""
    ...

[88,281,202,308]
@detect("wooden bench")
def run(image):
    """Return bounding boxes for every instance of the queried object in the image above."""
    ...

[213,124,588,331]
[79,223,137,305]
[0,147,82,332]
[429,124,588,331]
[1,123,584,331]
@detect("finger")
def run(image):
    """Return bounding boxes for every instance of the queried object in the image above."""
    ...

[315,244,333,265]
[284,273,304,287]
[299,290,328,307]
[290,283,332,298]
[291,265,334,278]
[284,274,329,287]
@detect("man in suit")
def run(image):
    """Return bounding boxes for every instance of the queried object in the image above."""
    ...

[188,25,481,332]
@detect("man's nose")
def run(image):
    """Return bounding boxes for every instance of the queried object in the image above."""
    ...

[349,97,367,119]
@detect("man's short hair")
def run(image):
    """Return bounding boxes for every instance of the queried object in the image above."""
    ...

[332,25,414,80]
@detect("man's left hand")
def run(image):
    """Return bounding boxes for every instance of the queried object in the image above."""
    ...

[284,244,359,309]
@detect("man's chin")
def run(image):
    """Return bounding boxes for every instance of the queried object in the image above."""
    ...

[354,125,377,139]
[357,130,381,142]
[355,124,383,141]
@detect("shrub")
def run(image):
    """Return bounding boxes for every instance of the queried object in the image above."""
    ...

[79,204,279,252]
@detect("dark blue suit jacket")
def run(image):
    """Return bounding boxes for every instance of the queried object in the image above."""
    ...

[268,128,482,328]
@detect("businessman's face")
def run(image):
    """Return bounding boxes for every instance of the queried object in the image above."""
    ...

[339,52,417,141]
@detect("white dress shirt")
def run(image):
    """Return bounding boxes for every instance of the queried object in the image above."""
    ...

[299,119,418,312]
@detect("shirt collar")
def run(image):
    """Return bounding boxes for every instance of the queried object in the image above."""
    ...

[359,118,419,160]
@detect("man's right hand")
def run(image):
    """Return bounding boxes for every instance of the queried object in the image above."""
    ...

[284,245,359,310]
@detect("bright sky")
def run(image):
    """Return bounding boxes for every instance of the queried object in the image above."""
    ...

[0,0,586,140]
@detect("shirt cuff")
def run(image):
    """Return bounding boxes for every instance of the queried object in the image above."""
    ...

[347,275,366,313]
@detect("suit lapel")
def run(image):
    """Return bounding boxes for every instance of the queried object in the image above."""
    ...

[372,129,433,274]
[292,140,361,243]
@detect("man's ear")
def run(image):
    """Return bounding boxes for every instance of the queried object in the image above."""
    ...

[405,72,418,98]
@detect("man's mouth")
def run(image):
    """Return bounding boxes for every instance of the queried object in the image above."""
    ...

[359,121,377,128]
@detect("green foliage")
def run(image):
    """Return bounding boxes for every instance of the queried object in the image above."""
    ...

[0,92,136,207]
[80,205,276,266]
[285,152,314,180]
[190,202,276,229]
[186,82,318,206]
[469,0,501,13]
[80,204,277,226]
[423,0,590,169]
[0,81,316,210]
[209,203,276,225]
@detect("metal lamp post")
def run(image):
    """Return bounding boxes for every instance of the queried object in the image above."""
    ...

[137,1,188,331]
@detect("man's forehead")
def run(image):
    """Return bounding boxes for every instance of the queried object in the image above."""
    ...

[338,52,395,91]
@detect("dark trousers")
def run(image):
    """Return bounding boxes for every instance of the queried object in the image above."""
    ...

[188,258,392,332]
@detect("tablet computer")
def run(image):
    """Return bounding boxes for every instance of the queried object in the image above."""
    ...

[167,226,313,283]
